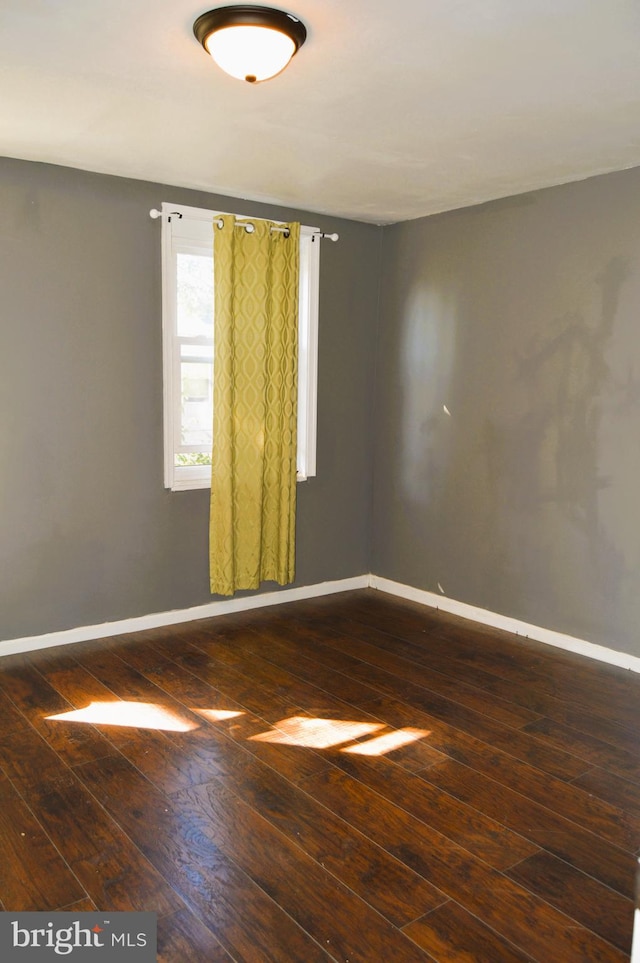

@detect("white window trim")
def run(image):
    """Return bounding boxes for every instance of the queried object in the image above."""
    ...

[159,201,319,492]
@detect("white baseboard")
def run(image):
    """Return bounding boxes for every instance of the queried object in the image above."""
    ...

[370,575,640,675]
[3,571,639,675]
[0,575,369,657]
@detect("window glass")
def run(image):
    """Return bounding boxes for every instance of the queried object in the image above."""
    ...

[160,203,319,491]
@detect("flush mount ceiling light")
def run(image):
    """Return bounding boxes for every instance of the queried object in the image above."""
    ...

[193,5,307,84]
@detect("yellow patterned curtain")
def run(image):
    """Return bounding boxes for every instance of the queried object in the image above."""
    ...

[209,215,300,596]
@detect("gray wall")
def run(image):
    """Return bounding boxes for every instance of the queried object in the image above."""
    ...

[0,158,380,642]
[372,167,640,656]
[6,155,640,659]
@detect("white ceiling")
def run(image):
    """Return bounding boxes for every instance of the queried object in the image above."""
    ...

[1,1,639,224]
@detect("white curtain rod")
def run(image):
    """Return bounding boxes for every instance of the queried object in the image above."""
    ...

[149,208,339,241]
[215,216,289,235]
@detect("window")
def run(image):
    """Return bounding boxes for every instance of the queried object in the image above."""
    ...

[160,202,319,491]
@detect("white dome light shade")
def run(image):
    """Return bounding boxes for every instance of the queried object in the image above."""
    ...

[194,6,307,84]
[205,25,295,82]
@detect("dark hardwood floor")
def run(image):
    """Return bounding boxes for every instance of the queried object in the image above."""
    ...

[0,588,638,961]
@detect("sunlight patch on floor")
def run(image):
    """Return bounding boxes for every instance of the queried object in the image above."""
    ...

[342,727,431,756]
[46,700,199,732]
[248,715,431,755]
[47,702,430,755]
[249,715,383,749]
[192,708,245,722]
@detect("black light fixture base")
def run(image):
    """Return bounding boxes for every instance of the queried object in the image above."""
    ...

[193,5,307,54]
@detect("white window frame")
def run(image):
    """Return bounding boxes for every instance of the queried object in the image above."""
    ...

[160,201,319,491]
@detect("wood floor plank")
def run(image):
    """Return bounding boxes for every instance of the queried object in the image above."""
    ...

[168,643,418,768]
[402,901,536,963]
[312,610,542,716]
[522,716,640,786]
[332,593,640,752]
[192,627,444,773]
[420,757,636,898]
[506,851,633,954]
[267,613,543,730]
[176,636,448,773]
[2,589,639,960]
[321,592,640,735]
[316,639,593,782]
[254,617,590,783]
[25,655,224,795]
[73,646,202,711]
[299,765,625,962]
[183,638,380,724]
[157,909,236,962]
[0,661,113,767]
[0,724,74,792]
[56,898,98,912]
[99,635,177,674]
[172,744,448,927]
[74,643,353,795]
[356,694,640,852]
[0,772,86,911]
[71,646,232,728]
[469,670,640,755]
[328,752,539,871]
[548,702,640,755]
[174,780,436,963]
[0,685,30,733]
[197,625,388,715]
[19,770,183,915]
[571,767,640,819]
[139,646,304,728]
[296,594,561,688]
[118,725,227,794]
[73,751,341,962]
[139,658,334,786]
[29,653,129,707]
